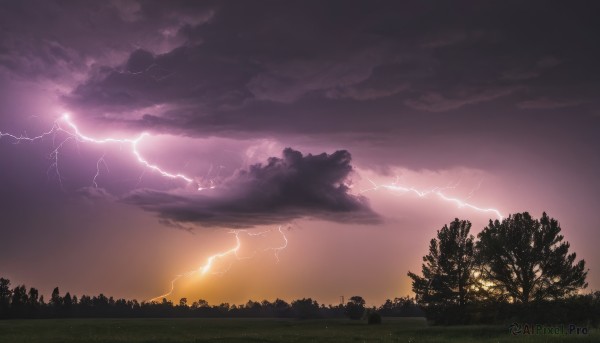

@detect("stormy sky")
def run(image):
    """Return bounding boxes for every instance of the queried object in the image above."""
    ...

[1,1,599,305]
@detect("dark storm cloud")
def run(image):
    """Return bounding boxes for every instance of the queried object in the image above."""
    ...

[63,1,400,118]
[2,0,600,173]
[51,1,600,146]
[67,44,257,112]
[0,0,213,80]
[123,148,379,228]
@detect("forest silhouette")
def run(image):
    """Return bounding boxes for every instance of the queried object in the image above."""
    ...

[1,212,598,325]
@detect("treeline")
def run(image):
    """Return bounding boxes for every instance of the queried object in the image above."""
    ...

[0,279,422,319]
[408,212,600,325]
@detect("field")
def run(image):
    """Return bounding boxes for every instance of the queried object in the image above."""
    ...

[0,317,596,342]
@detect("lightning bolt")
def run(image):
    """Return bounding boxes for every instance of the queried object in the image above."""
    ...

[61,114,195,184]
[361,179,504,220]
[263,226,288,263]
[1,113,195,187]
[148,227,288,303]
[93,154,109,188]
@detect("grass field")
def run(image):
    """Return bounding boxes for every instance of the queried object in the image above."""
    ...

[0,317,596,342]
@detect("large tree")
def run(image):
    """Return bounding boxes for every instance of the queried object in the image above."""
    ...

[476,212,587,304]
[408,219,476,309]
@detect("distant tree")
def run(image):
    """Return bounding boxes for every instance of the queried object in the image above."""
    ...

[28,287,40,315]
[50,287,62,308]
[11,285,28,317]
[179,298,187,307]
[64,292,72,306]
[260,299,272,308]
[476,212,588,304]
[245,300,261,310]
[379,299,395,316]
[197,299,209,308]
[273,298,291,317]
[379,297,423,317]
[291,298,320,319]
[63,292,73,315]
[408,219,476,310]
[79,294,92,313]
[0,278,11,317]
[345,296,366,320]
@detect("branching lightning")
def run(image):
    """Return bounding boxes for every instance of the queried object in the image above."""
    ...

[263,226,288,263]
[61,114,195,184]
[361,178,504,219]
[1,113,195,188]
[148,227,288,303]
[93,153,109,188]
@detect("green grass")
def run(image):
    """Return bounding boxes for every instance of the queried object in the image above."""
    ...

[0,317,596,342]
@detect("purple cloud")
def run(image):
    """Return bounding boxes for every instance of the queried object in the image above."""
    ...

[124,148,379,228]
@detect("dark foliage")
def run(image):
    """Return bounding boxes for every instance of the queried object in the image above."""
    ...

[3,211,593,326]
[378,296,424,317]
[345,296,366,320]
[0,277,420,320]
[407,219,476,323]
[409,213,594,325]
[291,298,320,319]
[476,212,588,304]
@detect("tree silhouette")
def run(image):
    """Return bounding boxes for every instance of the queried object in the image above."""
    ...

[11,285,28,317]
[476,212,588,304]
[0,278,11,318]
[408,219,476,310]
[0,272,599,323]
[179,298,187,307]
[50,287,62,308]
[27,287,40,316]
[378,297,423,317]
[194,299,209,308]
[273,298,291,317]
[345,296,366,320]
[291,298,320,319]
[63,292,73,315]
